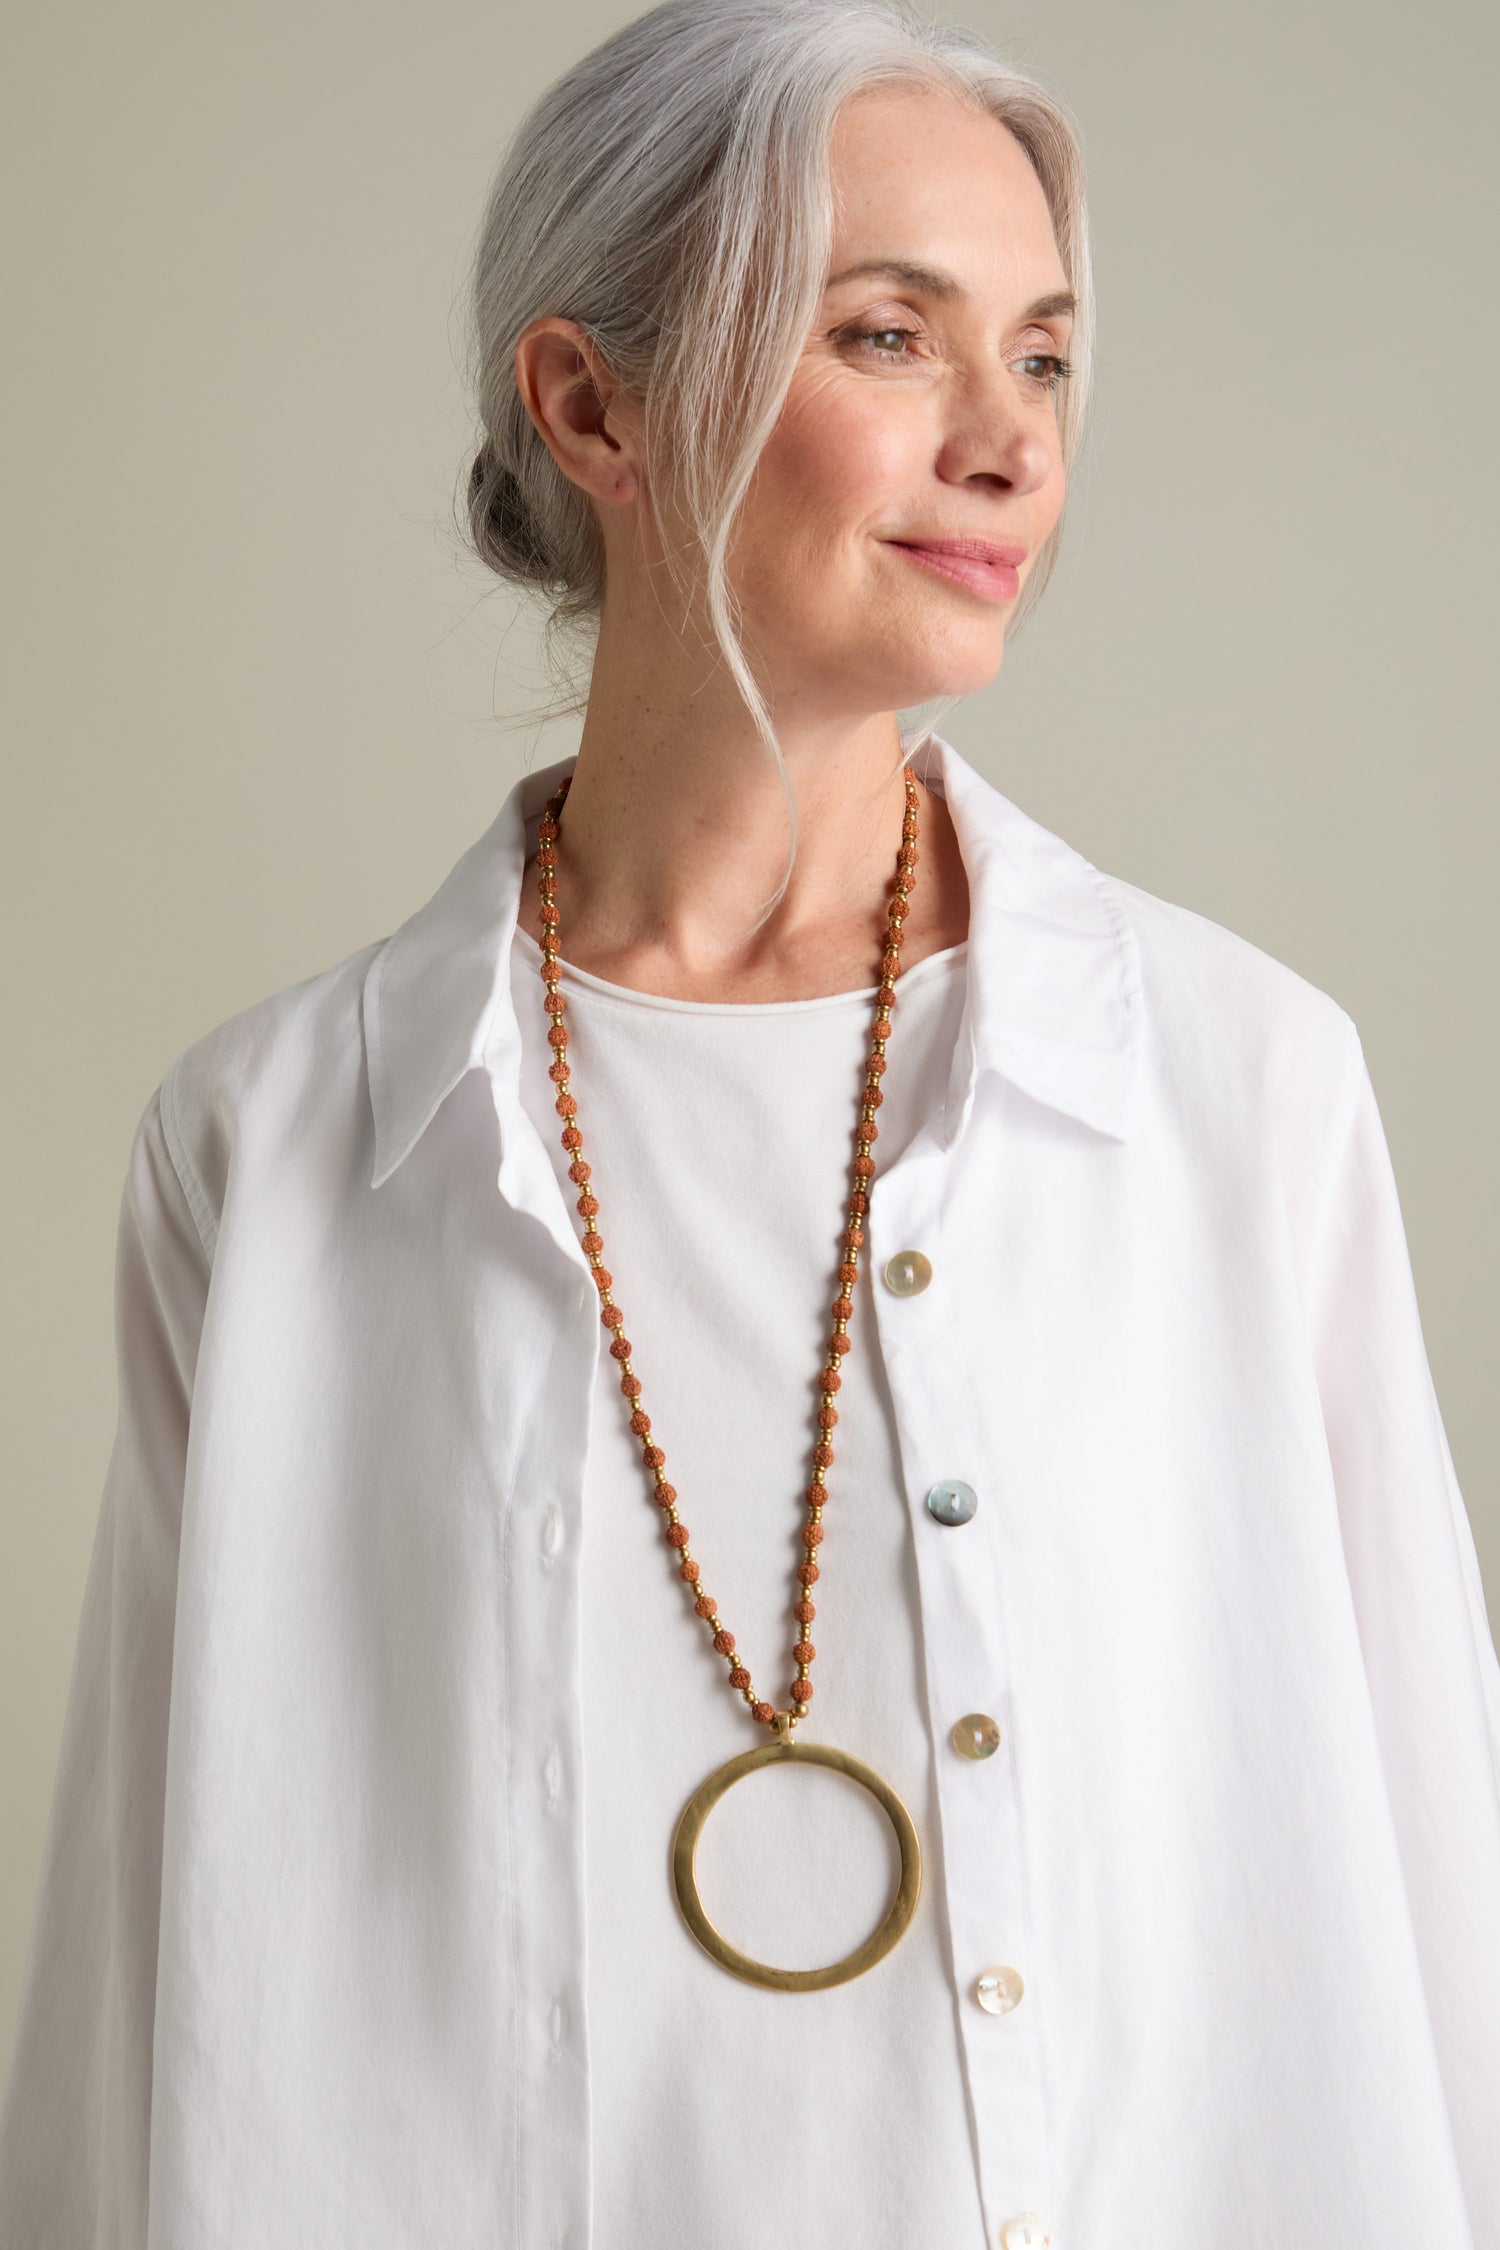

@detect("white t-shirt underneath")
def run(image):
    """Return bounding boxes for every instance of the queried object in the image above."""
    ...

[512,919,983,2250]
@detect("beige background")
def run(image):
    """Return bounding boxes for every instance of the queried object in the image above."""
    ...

[3,0,1495,2075]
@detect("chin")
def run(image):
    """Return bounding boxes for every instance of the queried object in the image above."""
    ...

[887,637,1007,704]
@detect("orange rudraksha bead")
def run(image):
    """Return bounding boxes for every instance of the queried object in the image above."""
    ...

[534,766,923,1743]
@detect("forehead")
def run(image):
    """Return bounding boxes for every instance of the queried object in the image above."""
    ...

[826,85,1066,298]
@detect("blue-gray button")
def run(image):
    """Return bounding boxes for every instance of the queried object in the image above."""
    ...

[926,1479,978,1527]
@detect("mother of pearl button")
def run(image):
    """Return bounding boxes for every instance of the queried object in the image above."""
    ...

[975,1964,1025,2014]
[951,1712,1002,1760]
[883,1248,933,1295]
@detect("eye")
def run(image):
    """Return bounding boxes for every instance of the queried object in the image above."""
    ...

[840,322,923,361]
[1015,353,1074,395]
[838,324,1074,395]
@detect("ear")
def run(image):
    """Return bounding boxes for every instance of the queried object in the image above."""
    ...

[513,317,644,507]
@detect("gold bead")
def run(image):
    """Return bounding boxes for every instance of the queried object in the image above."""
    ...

[536,761,924,1741]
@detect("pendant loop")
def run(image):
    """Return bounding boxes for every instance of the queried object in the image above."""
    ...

[670,1739,922,1991]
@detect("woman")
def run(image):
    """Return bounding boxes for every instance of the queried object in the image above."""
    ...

[2,2,1496,2245]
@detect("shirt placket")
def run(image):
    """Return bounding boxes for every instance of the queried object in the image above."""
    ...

[492,1096,603,2250]
[869,1127,1058,2250]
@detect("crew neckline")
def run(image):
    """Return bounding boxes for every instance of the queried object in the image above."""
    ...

[510,919,968,1018]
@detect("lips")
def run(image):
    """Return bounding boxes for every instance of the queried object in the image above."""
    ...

[890,537,1028,568]
[885,536,1026,603]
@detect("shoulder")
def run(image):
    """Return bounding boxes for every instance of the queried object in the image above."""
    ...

[1105,867,1355,1059]
[151,936,386,1260]
[1096,865,1364,1202]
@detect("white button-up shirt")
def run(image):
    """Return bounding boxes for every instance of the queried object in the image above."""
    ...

[2,732,1497,2249]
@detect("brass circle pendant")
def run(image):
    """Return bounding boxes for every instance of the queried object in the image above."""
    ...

[671,1739,922,1991]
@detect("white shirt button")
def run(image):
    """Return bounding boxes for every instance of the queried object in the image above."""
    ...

[883,1248,933,1295]
[999,2214,1051,2248]
[951,1712,1002,1759]
[974,1963,1025,2014]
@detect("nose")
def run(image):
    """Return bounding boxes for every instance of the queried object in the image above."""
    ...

[935,363,1057,498]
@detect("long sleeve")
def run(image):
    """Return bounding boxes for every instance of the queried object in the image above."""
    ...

[1306,1017,1500,2238]
[0,1078,212,2249]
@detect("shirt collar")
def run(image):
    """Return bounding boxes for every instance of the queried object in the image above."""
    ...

[362,731,1145,1192]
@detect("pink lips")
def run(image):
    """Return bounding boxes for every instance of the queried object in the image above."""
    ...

[886,536,1026,603]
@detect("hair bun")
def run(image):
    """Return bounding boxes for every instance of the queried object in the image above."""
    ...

[469,447,553,581]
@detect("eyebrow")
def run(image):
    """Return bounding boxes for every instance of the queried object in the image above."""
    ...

[826,259,1076,324]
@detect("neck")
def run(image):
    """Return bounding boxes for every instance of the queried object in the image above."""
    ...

[516,679,971,1008]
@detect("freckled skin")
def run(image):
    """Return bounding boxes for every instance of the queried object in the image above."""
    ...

[723,87,1072,717]
[509,85,1075,998]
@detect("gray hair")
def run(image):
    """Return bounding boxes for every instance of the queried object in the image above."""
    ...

[460,0,1093,905]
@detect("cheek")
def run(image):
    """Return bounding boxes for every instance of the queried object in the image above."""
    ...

[752,380,919,545]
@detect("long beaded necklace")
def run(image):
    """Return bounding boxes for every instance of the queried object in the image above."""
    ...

[531,762,925,1992]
